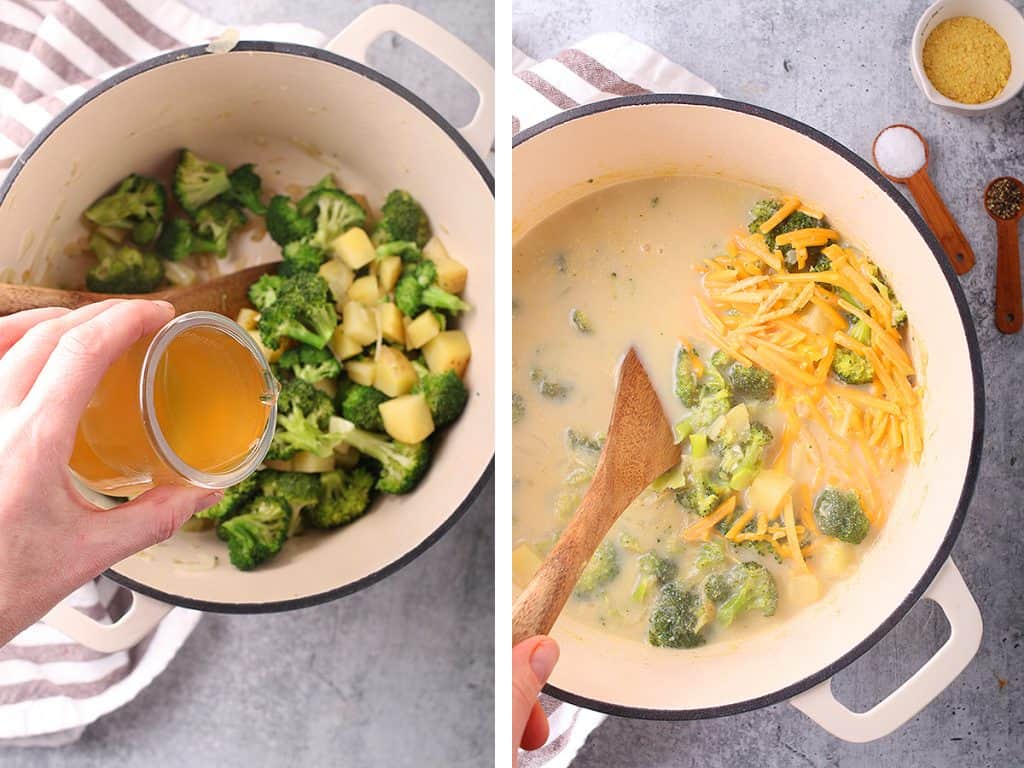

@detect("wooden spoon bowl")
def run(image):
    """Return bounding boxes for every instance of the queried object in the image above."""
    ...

[511,348,679,646]
[985,176,1024,334]
[0,262,279,318]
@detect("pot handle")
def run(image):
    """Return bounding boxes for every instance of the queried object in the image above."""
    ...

[41,591,171,653]
[791,558,982,742]
[325,4,494,160]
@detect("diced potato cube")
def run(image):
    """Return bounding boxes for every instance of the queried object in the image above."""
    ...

[817,540,856,579]
[328,326,364,361]
[433,256,468,294]
[379,393,435,443]
[787,573,821,607]
[236,307,260,331]
[348,274,380,306]
[346,359,376,386]
[265,459,294,471]
[246,328,286,363]
[405,310,441,349]
[373,346,418,397]
[377,303,405,345]
[422,330,471,378]
[331,227,376,270]
[343,301,378,346]
[422,236,449,263]
[292,451,336,473]
[749,469,794,518]
[512,543,543,587]
[319,259,354,306]
[378,256,402,293]
[312,378,337,398]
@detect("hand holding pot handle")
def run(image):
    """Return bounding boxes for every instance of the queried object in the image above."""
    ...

[791,558,982,742]
[326,4,495,160]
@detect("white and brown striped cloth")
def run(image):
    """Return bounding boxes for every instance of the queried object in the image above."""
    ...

[513,34,718,768]
[0,0,323,745]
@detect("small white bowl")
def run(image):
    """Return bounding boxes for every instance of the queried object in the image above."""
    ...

[910,0,1024,115]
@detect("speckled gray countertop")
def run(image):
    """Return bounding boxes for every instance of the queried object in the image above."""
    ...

[513,1,1022,766]
[0,2,494,768]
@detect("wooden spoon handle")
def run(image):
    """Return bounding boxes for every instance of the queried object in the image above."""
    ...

[995,218,1022,334]
[512,464,628,646]
[0,284,121,315]
[906,171,975,275]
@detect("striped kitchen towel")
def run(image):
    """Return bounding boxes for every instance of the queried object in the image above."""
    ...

[513,34,718,768]
[0,0,323,746]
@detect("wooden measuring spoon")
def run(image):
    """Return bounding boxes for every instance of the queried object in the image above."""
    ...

[0,262,278,318]
[985,176,1024,334]
[872,124,975,275]
[511,348,679,646]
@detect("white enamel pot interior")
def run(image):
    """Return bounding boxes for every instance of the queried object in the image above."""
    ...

[512,96,984,742]
[0,6,494,649]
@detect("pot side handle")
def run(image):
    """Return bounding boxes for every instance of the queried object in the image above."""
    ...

[41,591,171,653]
[790,558,982,743]
[325,4,494,160]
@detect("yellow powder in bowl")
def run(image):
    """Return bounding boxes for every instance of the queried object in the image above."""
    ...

[923,16,1011,104]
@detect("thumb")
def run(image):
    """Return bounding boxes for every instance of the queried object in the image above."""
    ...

[85,485,222,566]
[512,636,559,754]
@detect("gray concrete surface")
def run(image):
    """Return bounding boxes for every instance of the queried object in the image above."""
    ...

[0,2,494,768]
[513,1,1023,766]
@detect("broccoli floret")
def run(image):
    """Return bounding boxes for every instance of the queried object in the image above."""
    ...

[632,551,679,602]
[694,541,725,570]
[84,175,166,244]
[265,194,315,246]
[192,199,246,256]
[814,487,870,544]
[257,468,320,537]
[86,240,164,294]
[173,149,231,214]
[721,422,773,490]
[217,496,291,570]
[529,368,571,400]
[831,320,874,384]
[394,260,470,317]
[279,239,326,276]
[648,582,714,648]
[257,273,338,350]
[301,188,367,249]
[278,343,342,384]
[267,379,341,461]
[809,253,832,272]
[195,474,259,521]
[675,481,722,517]
[712,352,775,401]
[675,346,700,407]
[674,379,733,446]
[333,417,431,494]
[412,369,469,427]
[339,384,390,432]
[248,273,283,311]
[566,429,603,456]
[574,540,620,599]
[155,218,195,261]
[569,308,593,334]
[225,163,267,215]
[512,392,526,424]
[705,561,779,627]
[748,198,824,251]
[375,240,422,263]
[372,189,431,248]
[305,467,376,528]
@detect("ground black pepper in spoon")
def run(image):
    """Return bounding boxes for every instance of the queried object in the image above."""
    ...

[984,176,1024,334]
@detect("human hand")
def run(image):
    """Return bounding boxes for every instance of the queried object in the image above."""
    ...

[0,300,223,646]
[512,635,559,766]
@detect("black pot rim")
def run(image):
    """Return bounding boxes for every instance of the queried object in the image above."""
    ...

[513,93,985,722]
[0,41,495,614]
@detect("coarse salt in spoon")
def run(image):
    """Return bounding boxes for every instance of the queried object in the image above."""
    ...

[511,347,679,646]
[984,176,1024,334]
[873,124,975,275]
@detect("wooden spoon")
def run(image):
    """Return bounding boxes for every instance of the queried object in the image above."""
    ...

[511,348,679,646]
[872,124,975,275]
[0,262,278,318]
[985,176,1024,334]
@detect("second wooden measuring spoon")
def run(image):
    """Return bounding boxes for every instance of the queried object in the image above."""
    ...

[985,176,1024,334]
[511,348,679,646]
[872,124,975,275]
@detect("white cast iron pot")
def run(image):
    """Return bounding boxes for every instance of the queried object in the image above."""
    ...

[512,96,984,743]
[0,5,493,650]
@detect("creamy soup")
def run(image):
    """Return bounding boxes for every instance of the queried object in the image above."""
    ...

[512,176,919,649]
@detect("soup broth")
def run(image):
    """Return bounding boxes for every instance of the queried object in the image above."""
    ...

[512,176,916,648]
